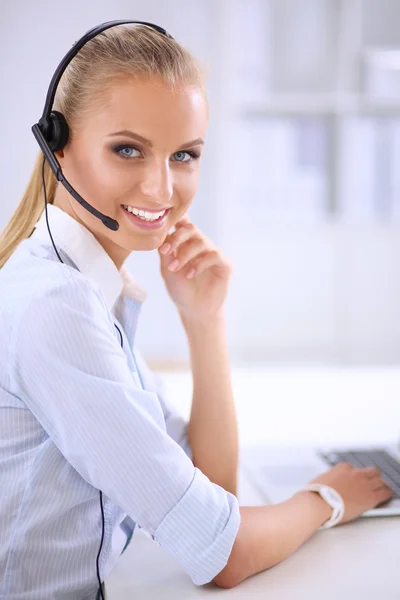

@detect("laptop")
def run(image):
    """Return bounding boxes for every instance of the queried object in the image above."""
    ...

[241,440,400,517]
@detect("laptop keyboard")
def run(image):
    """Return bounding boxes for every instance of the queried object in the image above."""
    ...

[318,450,400,499]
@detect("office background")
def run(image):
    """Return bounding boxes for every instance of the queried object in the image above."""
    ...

[1,0,400,370]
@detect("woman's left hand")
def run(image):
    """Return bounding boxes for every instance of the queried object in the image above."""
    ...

[158,214,232,322]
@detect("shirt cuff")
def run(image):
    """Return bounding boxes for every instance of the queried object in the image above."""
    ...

[154,468,241,586]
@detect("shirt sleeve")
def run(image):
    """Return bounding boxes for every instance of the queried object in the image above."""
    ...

[11,276,240,586]
[132,348,192,460]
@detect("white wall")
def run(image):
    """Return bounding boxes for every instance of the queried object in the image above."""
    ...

[218,0,400,366]
[226,224,400,365]
[2,0,400,366]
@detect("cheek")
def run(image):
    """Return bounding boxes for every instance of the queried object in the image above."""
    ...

[69,147,133,204]
[176,170,200,206]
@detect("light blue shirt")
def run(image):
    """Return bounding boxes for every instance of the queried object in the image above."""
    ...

[0,204,240,599]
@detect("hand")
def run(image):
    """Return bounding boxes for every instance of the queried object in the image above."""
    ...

[306,462,393,525]
[157,214,232,322]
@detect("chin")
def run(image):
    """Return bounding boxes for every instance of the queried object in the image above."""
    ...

[126,235,165,252]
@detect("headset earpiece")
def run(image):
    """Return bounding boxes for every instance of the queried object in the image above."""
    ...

[44,110,70,152]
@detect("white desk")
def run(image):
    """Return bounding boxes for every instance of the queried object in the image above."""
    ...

[106,455,400,600]
[106,367,400,599]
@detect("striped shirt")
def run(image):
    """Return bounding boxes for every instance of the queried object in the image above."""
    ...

[0,203,240,599]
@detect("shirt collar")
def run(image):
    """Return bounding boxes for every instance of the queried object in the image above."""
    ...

[31,203,147,311]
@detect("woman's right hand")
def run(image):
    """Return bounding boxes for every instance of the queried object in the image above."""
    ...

[308,462,393,525]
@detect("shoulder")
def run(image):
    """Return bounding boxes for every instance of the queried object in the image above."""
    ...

[26,271,109,327]
[4,259,111,352]
[10,268,117,372]
[1,239,108,319]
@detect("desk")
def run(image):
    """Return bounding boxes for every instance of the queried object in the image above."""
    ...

[106,454,400,600]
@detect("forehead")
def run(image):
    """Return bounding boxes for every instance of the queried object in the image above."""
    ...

[86,76,209,143]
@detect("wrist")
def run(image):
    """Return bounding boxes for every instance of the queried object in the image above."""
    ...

[296,484,345,529]
[294,490,333,526]
[179,309,225,330]
[180,311,229,364]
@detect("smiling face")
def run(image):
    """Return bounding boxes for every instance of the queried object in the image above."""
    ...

[54,75,209,269]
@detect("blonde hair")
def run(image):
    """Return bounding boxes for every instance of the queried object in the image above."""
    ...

[0,24,207,269]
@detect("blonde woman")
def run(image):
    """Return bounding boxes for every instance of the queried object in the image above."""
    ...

[0,21,392,600]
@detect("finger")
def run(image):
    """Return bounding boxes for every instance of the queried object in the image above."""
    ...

[374,485,393,505]
[372,481,393,493]
[167,239,207,272]
[159,224,199,256]
[188,250,228,277]
[175,213,191,226]
[355,467,381,478]
[336,461,353,470]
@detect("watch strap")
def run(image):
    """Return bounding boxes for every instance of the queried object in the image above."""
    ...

[299,483,345,529]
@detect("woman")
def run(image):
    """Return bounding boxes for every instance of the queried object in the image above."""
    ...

[0,21,392,599]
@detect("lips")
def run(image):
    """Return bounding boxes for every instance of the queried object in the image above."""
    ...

[122,205,171,213]
[121,205,171,230]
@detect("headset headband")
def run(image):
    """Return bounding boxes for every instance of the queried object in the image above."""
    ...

[39,20,173,131]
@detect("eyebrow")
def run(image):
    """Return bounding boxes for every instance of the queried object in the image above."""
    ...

[107,130,204,150]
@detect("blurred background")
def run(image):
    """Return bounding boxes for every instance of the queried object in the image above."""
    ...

[2,0,400,446]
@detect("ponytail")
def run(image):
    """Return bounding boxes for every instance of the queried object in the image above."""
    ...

[0,152,56,269]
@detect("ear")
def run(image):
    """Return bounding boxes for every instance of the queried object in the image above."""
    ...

[55,148,65,166]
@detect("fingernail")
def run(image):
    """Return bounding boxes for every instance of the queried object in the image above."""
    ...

[160,243,171,255]
[168,259,179,271]
[187,268,196,279]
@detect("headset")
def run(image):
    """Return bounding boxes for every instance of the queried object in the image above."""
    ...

[32,19,174,232]
[33,20,174,600]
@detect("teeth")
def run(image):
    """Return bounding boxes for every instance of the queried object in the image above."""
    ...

[123,206,166,221]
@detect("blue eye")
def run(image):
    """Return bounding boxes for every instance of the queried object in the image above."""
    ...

[173,151,193,162]
[114,145,140,159]
[113,144,200,163]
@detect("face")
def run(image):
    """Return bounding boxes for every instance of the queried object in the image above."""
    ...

[54,76,209,269]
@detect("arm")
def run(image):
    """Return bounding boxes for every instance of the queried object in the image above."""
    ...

[12,278,240,586]
[181,311,239,496]
[213,458,393,589]
[129,348,193,458]
[158,217,239,495]
[213,490,332,588]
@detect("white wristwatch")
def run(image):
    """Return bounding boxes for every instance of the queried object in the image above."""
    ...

[299,483,345,529]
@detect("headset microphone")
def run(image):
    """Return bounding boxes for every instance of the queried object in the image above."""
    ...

[31,19,174,233]
[32,123,120,231]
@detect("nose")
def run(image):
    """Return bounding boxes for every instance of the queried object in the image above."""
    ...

[139,158,173,206]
